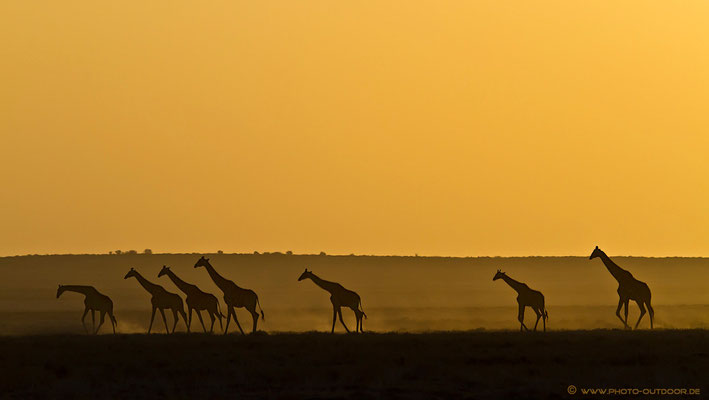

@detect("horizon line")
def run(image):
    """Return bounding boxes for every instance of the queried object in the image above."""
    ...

[3,251,709,259]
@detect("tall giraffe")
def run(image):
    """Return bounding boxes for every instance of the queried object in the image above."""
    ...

[493,270,548,331]
[193,257,264,334]
[158,265,224,333]
[56,285,117,334]
[590,246,654,329]
[124,268,188,334]
[298,268,367,333]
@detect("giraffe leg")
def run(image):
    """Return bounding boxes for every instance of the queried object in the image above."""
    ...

[91,310,96,333]
[197,310,208,333]
[633,301,647,330]
[249,306,260,334]
[210,307,221,333]
[216,308,223,332]
[352,309,361,333]
[159,308,169,334]
[623,299,630,330]
[179,310,188,333]
[224,306,234,334]
[517,304,528,331]
[174,309,184,333]
[171,310,179,333]
[95,311,106,334]
[187,307,193,332]
[247,301,259,333]
[337,308,350,333]
[533,308,542,331]
[110,312,116,334]
[331,307,337,333]
[232,308,245,335]
[81,307,90,334]
[647,302,655,329]
[148,306,157,334]
[615,298,628,329]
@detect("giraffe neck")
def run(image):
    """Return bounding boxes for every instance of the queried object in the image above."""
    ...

[59,285,93,296]
[500,274,526,293]
[165,270,195,294]
[132,272,161,295]
[598,252,629,283]
[308,274,338,294]
[203,263,232,290]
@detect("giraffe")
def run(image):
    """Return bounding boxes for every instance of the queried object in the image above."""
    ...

[158,265,224,333]
[492,270,548,332]
[590,246,654,329]
[298,268,367,333]
[193,256,264,334]
[124,268,188,334]
[56,285,117,334]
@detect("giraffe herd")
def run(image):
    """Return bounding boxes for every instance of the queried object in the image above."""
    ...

[56,246,655,334]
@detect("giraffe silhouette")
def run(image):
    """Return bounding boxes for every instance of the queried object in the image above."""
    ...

[158,265,224,333]
[124,268,188,334]
[590,246,654,329]
[493,270,548,331]
[298,268,367,333]
[56,285,117,334]
[193,256,264,334]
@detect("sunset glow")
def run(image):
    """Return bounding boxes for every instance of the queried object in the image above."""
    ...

[2,1,709,256]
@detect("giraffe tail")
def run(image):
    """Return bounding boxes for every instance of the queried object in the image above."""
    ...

[257,296,265,322]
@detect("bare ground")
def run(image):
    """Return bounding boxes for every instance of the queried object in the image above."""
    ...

[0,330,707,399]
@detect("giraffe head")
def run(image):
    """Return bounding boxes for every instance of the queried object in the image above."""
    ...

[194,256,210,269]
[589,246,603,260]
[158,265,170,277]
[56,284,65,298]
[124,267,137,279]
[298,268,313,281]
[492,269,506,281]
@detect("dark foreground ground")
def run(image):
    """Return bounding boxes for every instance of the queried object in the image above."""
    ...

[0,330,707,399]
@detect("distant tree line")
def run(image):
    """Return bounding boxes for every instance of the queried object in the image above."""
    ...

[105,249,334,256]
[109,249,152,255]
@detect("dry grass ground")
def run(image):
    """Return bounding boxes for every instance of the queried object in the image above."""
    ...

[0,330,707,399]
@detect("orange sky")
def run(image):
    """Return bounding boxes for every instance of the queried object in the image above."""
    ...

[2,1,709,257]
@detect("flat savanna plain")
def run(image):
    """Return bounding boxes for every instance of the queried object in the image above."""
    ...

[1,330,707,399]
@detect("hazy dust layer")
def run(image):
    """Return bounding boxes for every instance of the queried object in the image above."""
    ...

[1,304,707,335]
[1,254,708,334]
